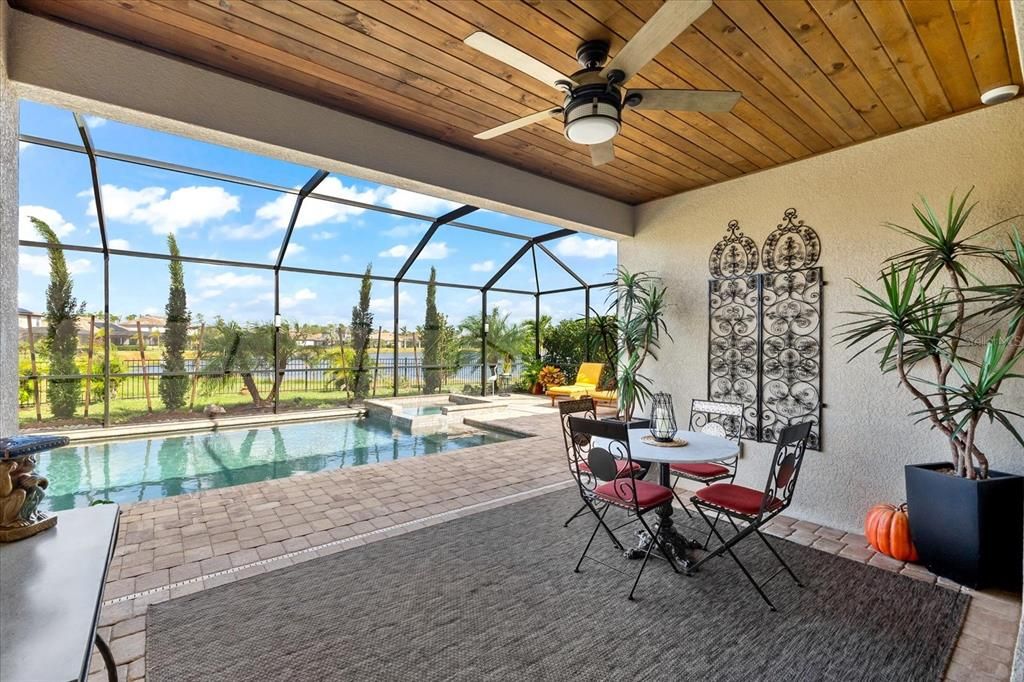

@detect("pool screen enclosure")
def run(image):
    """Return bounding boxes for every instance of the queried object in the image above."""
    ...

[17,105,614,425]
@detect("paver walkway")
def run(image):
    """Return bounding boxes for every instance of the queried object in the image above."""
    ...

[86,403,1019,681]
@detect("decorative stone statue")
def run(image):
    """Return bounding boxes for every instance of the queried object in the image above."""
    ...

[0,435,68,542]
[13,456,49,524]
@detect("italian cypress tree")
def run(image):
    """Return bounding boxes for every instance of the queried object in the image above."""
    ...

[422,267,442,393]
[34,218,83,418]
[159,234,190,410]
[350,264,374,399]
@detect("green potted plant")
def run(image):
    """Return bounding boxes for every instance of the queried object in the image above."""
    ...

[537,365,566,393]
[592,266,672,427]
[838,190,1023,589]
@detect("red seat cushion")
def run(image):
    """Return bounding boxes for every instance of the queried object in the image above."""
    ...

[695,483,782,517]
[594,479,672,510]
[669,462,731,480]
[577,459,641,478]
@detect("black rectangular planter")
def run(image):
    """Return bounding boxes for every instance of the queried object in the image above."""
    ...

[600,416,651,430]
[905,463,1023,591]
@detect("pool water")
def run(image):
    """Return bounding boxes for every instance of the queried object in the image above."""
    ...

[403,405,444,416]
[35,417,518,511]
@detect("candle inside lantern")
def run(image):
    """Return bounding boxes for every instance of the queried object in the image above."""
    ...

[649,392,677,442]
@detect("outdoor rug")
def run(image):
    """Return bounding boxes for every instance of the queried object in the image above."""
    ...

[147,489,968,681]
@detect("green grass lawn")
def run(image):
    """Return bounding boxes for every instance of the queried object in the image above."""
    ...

[19,379,488,429]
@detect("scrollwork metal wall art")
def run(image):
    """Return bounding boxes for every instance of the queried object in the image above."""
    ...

[760,267,822,448]
[706,211,824,450]
[762,208,820,272]
[708,275,760,441]
[709,220,759,278]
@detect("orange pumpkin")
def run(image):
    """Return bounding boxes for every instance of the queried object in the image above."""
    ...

[865,503,918,562]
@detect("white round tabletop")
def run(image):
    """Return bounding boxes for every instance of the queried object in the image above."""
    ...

[596,429,738,465]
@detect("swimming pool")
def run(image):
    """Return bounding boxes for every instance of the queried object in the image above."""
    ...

[35,417,519,512]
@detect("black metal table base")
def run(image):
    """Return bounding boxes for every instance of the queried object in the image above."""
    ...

[622,462,704,568]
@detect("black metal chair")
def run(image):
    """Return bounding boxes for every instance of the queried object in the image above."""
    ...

[568,416,679,600]
[669,400,744,547]
[669,399,744,508]
[559,398,639,536]
[686,421,813,611]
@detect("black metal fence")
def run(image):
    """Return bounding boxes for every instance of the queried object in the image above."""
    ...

[19,358,526,407]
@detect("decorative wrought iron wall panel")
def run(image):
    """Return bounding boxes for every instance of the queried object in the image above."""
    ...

[760,267,822,449]
[707,209,823,450]
[707,275,760,441]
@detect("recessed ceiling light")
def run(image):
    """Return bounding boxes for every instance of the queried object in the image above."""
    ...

[980,84,1019,105]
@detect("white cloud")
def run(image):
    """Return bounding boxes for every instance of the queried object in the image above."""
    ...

[370,290,412,313]
[267,243,305,262]
[256,177,386,231]
[197,272,268,289]
[19,206,76,240]
[108,238,131,250]
[87,184,240,235]
[554,235,617,259]
[280,288,317,309]
[83,115,107,128]
[380,189,459,216]
[381,222,428,238]
[19,141,28,153]
[19,252,92,277]
[377,242,451,259]
[470,260,495,273]
[378,244,410,259]
[198,289,223,300]
[310,231,335,241]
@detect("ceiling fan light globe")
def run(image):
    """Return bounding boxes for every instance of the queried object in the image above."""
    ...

[563,101,621,145]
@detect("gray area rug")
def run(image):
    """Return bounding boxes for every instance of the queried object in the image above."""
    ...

[147,489,968,681]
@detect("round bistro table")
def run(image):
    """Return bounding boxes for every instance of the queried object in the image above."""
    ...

[596,428,739,566]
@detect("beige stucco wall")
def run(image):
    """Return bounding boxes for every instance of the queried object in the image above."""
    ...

[622,98,1024,534]
[0,0,19,438]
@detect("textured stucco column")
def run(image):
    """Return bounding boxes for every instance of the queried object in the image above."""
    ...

[1010,4,1024,680]
[0,0,19,438]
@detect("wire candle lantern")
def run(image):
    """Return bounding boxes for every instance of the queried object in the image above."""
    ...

[649,392,677,442]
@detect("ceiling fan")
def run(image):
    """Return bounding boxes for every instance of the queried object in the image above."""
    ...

[463,0,741,166]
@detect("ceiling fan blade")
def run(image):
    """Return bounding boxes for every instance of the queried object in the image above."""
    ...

[625,89,742,112]
[589,141,616,166]
[602,0,712,81]
[464,32,574,90]
[474,108,563,140]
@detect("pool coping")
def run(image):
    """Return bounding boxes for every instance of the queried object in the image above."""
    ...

[54,407,365,444]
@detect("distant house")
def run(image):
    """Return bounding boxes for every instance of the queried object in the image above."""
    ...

[296,332,333,348]
[134,315,167,337]
[17,308,45,331]
[75,317,135,346]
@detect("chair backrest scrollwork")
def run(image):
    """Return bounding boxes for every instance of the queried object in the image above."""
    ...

[568,417,641,509]
[559,398,597,490]
[689,399,745,444]
[760,421,812,519]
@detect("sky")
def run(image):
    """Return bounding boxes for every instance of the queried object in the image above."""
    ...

[17,100,618,329]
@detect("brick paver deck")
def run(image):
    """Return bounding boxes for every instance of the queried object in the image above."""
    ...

[85,406,1019,681]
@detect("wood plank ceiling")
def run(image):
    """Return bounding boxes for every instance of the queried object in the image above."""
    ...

[12,0,1023,204]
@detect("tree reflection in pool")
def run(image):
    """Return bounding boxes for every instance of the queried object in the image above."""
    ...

[36,417,519,511]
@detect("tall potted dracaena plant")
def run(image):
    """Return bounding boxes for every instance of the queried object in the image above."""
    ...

[593,267,672,426]
[838,189,1024,589]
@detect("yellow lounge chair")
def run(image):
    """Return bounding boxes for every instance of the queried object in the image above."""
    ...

[589,388,618,407]
[546,362,605,406]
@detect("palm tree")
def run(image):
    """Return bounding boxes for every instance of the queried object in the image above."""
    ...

[458,307,529,373]
[520,314,552,358]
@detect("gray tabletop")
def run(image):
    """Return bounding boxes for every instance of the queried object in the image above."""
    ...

[0,504,120,682]
[596,429,739,464]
